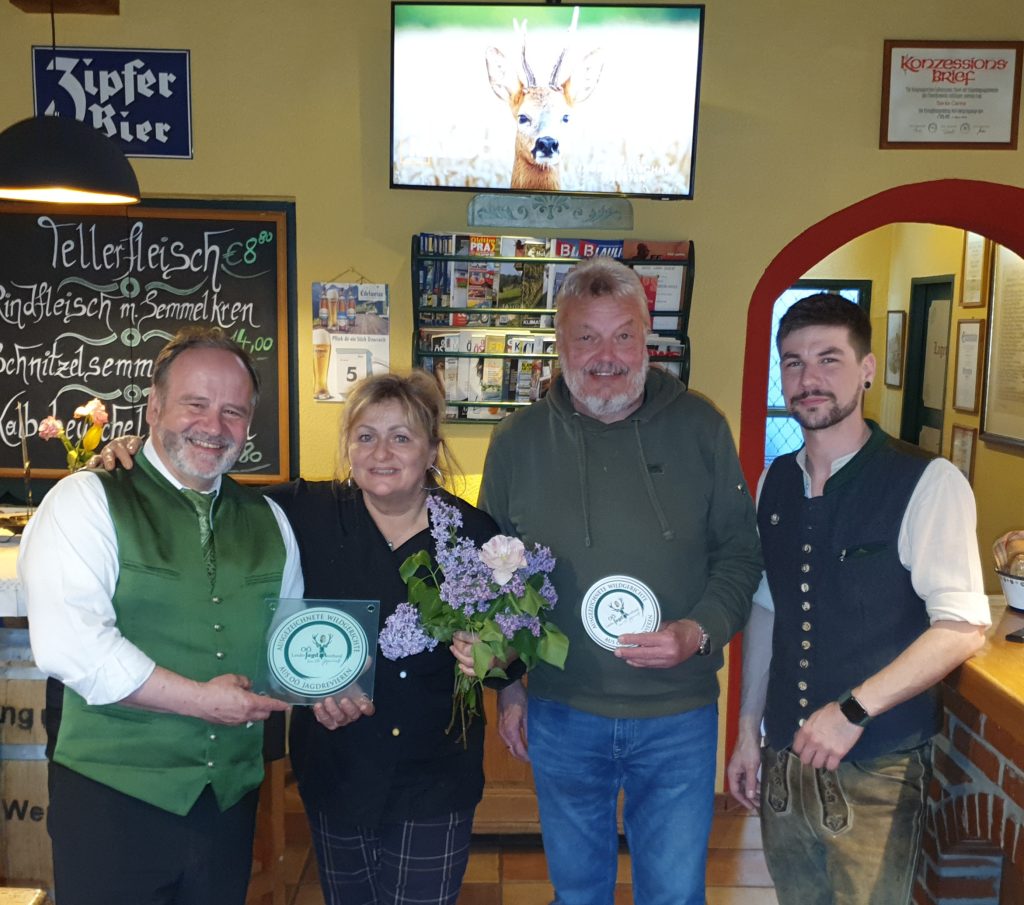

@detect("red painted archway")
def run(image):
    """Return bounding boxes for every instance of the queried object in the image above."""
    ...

[724,179,1024,770]
[739,178,1024,486]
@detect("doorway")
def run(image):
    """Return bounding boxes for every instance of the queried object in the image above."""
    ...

[899,276,954,452]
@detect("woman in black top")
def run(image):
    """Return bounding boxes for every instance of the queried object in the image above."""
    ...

[266,371,507,905]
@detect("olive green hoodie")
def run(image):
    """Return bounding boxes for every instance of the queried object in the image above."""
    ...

[479,368,762,718]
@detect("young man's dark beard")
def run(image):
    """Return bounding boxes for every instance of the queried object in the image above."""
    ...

[789,392,860,431]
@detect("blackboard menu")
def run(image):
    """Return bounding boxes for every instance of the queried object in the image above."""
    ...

[0,203,291,482]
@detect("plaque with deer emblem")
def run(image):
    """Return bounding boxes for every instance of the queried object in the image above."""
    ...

[260,598,380,704]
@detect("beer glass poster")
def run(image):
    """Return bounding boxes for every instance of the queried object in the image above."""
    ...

[311,282,391,402]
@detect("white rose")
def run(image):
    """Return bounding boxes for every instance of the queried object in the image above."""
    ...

[480,535,527,586]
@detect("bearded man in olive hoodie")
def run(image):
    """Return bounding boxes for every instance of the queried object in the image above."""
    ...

[479,258,762,905]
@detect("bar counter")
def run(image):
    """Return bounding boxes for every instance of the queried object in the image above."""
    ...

[917,599,1024,904]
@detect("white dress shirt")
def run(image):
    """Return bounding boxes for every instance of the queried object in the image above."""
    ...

[753,452,990,627]
[18,441,304,705]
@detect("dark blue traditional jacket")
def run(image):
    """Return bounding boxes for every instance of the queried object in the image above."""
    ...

[758,421,936,762]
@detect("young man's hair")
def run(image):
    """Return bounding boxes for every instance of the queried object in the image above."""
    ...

[776,293,872,360]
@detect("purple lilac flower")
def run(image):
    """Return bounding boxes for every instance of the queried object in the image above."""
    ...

[427,495,463,551]
[379,603,439,660]
[440,565,495,614]
[495,612,542,639]
[538,576,558,607]
[502,572,527,599]
[525,545,556,576]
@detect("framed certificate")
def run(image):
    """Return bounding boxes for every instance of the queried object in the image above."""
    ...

[982,246,1024,446]
[880,40,1023,149]
[959,232,991,308]
[953,319,985,413]
[950,424,977,484]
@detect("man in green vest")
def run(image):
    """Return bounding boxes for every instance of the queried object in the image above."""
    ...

[19,327,304,905]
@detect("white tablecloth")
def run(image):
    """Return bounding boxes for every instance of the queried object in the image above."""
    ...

[0,535,24,617]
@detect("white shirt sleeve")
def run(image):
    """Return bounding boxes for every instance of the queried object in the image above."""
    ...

[751,468,774,614]
[18,471,156,705]
[898,457,991,626]
[265,495,304,598]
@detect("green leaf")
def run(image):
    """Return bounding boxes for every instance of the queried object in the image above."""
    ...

[399,550,433,582]
[472,641,493,679]
[519,584,544,616]
[538,624,569,669]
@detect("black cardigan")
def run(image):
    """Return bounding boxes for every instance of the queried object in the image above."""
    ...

[266,480,499,824]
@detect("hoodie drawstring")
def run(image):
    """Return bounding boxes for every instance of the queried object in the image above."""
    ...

[633,420,675,542]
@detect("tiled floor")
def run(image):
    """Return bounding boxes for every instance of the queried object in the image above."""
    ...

[281,797,778,905]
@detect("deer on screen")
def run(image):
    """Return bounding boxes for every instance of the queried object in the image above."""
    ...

[485,6,603,192]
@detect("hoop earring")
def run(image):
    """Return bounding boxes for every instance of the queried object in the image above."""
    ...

[424,463,443,489]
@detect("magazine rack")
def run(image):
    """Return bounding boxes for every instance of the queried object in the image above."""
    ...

[410,233,694,423]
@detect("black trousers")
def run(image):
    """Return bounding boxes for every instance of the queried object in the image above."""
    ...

[48,762,259,905]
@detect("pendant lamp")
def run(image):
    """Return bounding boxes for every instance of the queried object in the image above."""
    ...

[0,114,141,204]
[0,0,140,205]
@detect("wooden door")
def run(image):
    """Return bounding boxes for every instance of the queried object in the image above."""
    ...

[472,688,540,833]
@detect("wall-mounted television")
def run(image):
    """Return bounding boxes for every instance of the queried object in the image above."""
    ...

[391,3,705,200]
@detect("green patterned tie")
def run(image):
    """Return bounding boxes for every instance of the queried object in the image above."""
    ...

[181,489,216,584]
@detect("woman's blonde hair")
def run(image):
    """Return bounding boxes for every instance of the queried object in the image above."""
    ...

[336,369,462,491]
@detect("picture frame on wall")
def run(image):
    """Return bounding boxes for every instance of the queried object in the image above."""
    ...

[884,310,906,388]
[880,40,1024,150]
[959,232,991,308]
[953,319,985,413]
[950,424,977,484]
[982,245,1024,446]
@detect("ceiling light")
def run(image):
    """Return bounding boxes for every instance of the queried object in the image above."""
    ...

[0,114,141,204]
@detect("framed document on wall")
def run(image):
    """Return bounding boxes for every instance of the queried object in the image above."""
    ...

[880,40,1024,149]
[953,319,985,413]
[959,232,991,308]
[950,424,977,484]
[982,245,1024,445]
[885,311,906,388]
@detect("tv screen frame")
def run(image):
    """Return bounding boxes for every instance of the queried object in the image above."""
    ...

[390,2,705,201]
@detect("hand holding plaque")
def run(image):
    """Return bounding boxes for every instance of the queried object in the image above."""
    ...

[259,598,380,706]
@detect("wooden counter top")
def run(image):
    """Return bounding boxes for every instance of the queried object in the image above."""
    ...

[945,599,1024,746]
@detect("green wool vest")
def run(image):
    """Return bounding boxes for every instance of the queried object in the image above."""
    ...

[55,453,286,815]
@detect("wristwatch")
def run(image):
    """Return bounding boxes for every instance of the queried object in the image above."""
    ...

[837,690,872,727]
[694,623,711,656]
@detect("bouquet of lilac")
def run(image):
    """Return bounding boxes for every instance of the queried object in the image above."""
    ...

[379,495,568,742]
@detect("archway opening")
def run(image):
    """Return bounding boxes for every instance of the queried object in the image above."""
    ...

[739,178,1024,487]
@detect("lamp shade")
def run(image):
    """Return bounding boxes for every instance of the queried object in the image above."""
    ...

[0,115,140,204]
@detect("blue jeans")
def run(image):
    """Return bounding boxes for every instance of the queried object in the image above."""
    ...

[760,744,932,905]
[527,697,717,905]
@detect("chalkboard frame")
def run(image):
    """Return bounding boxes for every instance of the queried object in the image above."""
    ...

[0,198,299,489]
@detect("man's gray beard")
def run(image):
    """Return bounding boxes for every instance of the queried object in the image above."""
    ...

[563,360,648,419]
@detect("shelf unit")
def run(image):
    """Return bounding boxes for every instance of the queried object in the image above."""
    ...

[410,233,694,422]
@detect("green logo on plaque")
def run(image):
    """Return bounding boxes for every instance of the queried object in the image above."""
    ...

[268,607,368,697]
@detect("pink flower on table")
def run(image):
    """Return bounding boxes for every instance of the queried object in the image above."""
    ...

[39,416,64,440]
[479,535,527,586]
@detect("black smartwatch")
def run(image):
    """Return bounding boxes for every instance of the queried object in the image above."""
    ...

[837,690,872,727]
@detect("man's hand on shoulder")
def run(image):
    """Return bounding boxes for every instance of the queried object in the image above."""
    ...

[792,701,863,771]
[89,434,143,471]
[615,619,706,669]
